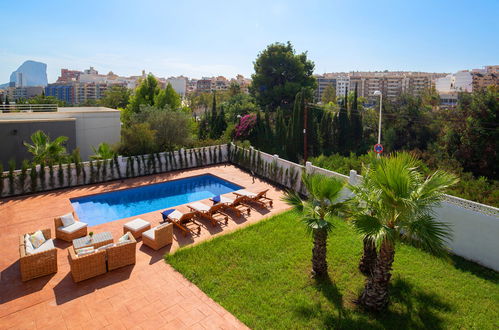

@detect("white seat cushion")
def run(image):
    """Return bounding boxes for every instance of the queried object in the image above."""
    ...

[124,218,150,231]
[58,221,87,234]
[30,239,55,254]
[60,213,75,227]
[142,228,155,241]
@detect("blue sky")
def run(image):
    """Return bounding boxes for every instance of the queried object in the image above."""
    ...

[1,0,498,83]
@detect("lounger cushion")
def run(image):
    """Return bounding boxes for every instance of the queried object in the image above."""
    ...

[219,196,234,204]
[124,218,150,231]
[32,239,55,254]
[60,213,75,227]
[169,210,184,220]
[29,230,46,249]
[235,189,257,197]
[142,228,155,241]
[161,209,175,221]
[58,221,87,234]
[189,201,210,212]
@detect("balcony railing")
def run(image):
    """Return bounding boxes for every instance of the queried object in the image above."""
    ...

[0,104,58,113]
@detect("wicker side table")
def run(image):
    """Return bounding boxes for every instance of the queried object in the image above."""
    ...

[73,232,113,250]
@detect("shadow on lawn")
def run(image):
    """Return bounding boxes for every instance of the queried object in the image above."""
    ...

[451,254,499,283]
[296,275,453,329]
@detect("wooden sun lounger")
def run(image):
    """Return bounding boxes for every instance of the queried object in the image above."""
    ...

[187,201,229,226]
[209,195,251,217]
[162,210,201,237]
[233,189,273,208]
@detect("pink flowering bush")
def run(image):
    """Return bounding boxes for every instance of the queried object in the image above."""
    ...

[235,114,257,139]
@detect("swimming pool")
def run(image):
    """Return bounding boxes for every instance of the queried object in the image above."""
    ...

[71,174,242,226]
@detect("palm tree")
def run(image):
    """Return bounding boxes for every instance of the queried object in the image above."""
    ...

[350,152,457,311]
[282,173,348,277]
[24,130,68,165]
[91,142,116,160]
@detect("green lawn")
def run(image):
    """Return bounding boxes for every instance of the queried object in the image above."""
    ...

[165,211,499,329]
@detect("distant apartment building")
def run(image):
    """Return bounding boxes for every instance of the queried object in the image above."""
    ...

[7,86,44,101]
[166,76,188,97]
[314,75,336,102]
[471,71,498,91]
[45,84,75,104]
[196,78,213,93]
[336,76,350,97]
[315,71,446,104]
[57,69,82,83]
[46,68,133,104]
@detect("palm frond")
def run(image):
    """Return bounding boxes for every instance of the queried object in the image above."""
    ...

[281,190,304,212]
[399,214,452,258]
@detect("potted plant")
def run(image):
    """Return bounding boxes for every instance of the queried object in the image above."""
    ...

[89,231,94,241]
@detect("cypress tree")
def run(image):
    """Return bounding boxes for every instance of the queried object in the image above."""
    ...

[39,161,46,190]
[274,107,287,157]
[349,83,363,153]
[337,87,350,155]
[58,161,64,187]
[114,154,121,178]
[8,159,15,195]
[30,163,38,192]
[19,160,29,193]
[287,90,304,162]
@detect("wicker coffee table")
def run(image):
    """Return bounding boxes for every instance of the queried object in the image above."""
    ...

[73,232,113,249]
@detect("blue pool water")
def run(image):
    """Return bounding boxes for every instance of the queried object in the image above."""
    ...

[71,174,242,226]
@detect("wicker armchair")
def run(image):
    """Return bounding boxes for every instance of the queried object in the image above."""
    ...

[68,247,107,282]
[107,235,137,271]
[54,212,88,242]
[19,229,58,282]
[142,223,173,250]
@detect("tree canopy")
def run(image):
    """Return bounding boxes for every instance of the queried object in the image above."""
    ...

[250,42,316,112]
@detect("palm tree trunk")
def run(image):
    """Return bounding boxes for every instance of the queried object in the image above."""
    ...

[359,237,377,276]
[311,229,328,277]
[358,240,395,312]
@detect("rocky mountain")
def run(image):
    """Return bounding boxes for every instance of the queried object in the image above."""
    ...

[8,60,48,87]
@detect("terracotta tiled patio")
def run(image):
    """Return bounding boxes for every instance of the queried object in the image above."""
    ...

[0,164,290,329]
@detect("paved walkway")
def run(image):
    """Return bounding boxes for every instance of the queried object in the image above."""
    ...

[0,165,290,329]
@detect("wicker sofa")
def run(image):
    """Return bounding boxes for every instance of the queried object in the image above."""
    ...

[107,235,137,271]
[54,212,88,242]
[68,247,107,283]
[142,223,173,250]
[19,229,58,282]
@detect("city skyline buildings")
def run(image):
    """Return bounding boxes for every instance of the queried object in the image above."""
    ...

[1,1,498,83]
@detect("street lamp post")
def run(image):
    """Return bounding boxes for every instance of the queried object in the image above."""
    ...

[373,90,383,157]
